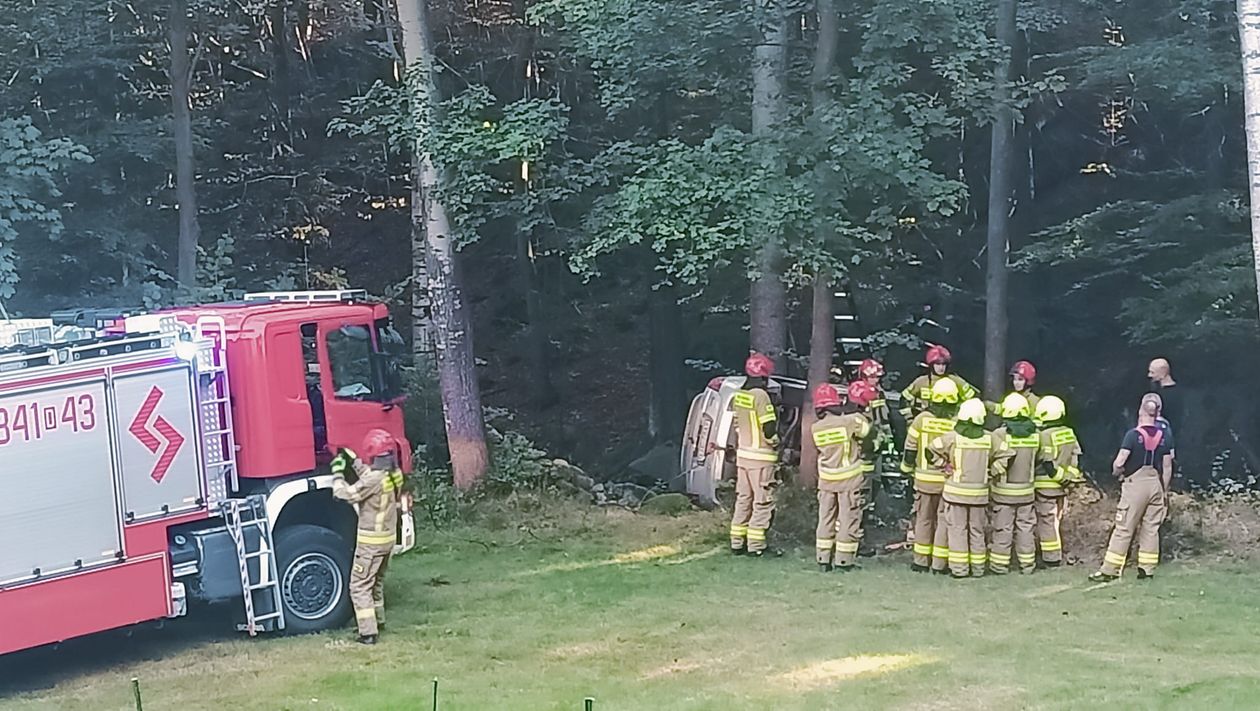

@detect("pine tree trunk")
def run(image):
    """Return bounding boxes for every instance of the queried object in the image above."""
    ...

[801,272,834,487]
[512,0,556,408]
[648,285,686,442]
[269,0,292,148]
[515,224,556,407]
[395,0,489,489]
[748,0,788,366]
[1238,0,1260,321]
[800,0,839,487]
[983,0,1018,400]
[169,0,201,290]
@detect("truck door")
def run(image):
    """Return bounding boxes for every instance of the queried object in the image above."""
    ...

[318,321,393,457]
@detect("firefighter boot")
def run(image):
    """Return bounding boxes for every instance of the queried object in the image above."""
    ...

[358,634,378,645]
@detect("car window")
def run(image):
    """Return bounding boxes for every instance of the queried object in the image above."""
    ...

[325,325,375,399]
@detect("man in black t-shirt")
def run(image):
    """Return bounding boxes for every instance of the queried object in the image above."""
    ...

[1146,358,1181,440]
[1089,395,1172,582]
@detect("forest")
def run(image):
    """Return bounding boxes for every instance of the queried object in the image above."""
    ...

[2,0,1256,487]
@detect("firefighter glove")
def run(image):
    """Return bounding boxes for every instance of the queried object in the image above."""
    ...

[331,448,358,476]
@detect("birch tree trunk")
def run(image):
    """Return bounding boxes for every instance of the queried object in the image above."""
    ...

[800,0,839,487]
[748,0,788,367]
[169,0,201,290]
[983,0,1018,400]
[1238,0,1260,321]
[395,0,489,489]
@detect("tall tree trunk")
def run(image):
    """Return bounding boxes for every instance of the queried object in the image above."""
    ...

[801,272,834,487]
[983,0,1018,400]
[514,224,556,407]
[1238,0,1260,321]
[648,284,686,442]
[395,0,489,489]
[800,0,839,487]
[169,0,201,290]
[512,0,556,408]
[748,0,788,367]
[269,0,292,149]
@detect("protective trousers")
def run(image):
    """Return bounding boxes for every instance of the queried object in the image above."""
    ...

[911,493,949,571]
[349,543,392,636]
[1034,495,1065,564]
[946,503,988,577]
[730,463,776,553]
[815,481,864,568]
[989,503,1036,574]
[1099,468,1167,576]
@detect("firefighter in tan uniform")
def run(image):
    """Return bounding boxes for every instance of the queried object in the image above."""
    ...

[855,359,895,538]
[856,359,892,477]
[728,353,779,557]
[898,345,977,420]
[1033,396,1083,567]
[902,378,961,573]
[1090,395,1172,582]
[332,429,405,645]
[811,381,874,572]
[989,393,1039,574]
[987,361,1041,416]
[929,398,994,578]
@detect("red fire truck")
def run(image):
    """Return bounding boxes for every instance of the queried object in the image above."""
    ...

[0,289,416,656]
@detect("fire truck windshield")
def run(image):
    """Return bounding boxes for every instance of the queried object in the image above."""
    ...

[373,318,405,403]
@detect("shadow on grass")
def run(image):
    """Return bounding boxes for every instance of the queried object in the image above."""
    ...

[0,607,232,697]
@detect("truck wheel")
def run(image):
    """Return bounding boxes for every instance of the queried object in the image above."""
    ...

[274,524,352,634]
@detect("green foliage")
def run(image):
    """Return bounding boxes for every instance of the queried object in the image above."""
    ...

[574,131,809,285]
[0,117,91,300]
[562,0,985,288]
[332,79,568,247]
[1019,191,1257,344]
[528,0,748,116]
[409,445,461,529]
[483,429,567,496]
[402,361,451,467]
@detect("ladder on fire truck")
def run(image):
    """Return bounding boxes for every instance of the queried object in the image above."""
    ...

[191,315,282,634]
[220,495,286,635]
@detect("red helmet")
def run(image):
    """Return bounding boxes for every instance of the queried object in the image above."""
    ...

[361,428,400,462]
[1010,360,1036,385]
[925,345,952,365]
[858,358,884,379]
[745,352,774,378]
[813,383,842,410]
[846,380,877,408]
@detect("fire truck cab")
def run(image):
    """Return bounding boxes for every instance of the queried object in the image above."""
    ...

[0,289,416,656]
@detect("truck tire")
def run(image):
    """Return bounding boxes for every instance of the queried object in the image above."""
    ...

[274,524,352,634]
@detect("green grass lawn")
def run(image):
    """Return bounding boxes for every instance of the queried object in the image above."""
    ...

[5,503,1260,710]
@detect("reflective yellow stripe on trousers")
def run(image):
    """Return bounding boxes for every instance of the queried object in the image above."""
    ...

[819,464,863,482]
[357,530,395,546]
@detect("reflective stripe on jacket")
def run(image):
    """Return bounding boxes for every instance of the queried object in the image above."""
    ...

[991,428,1039,504]
[813,412,871,487]
[904,413,955,493]
[334,459,404,548]
[931,431,993,505]
[1037,426,1082,497]
[732,387,779,464]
